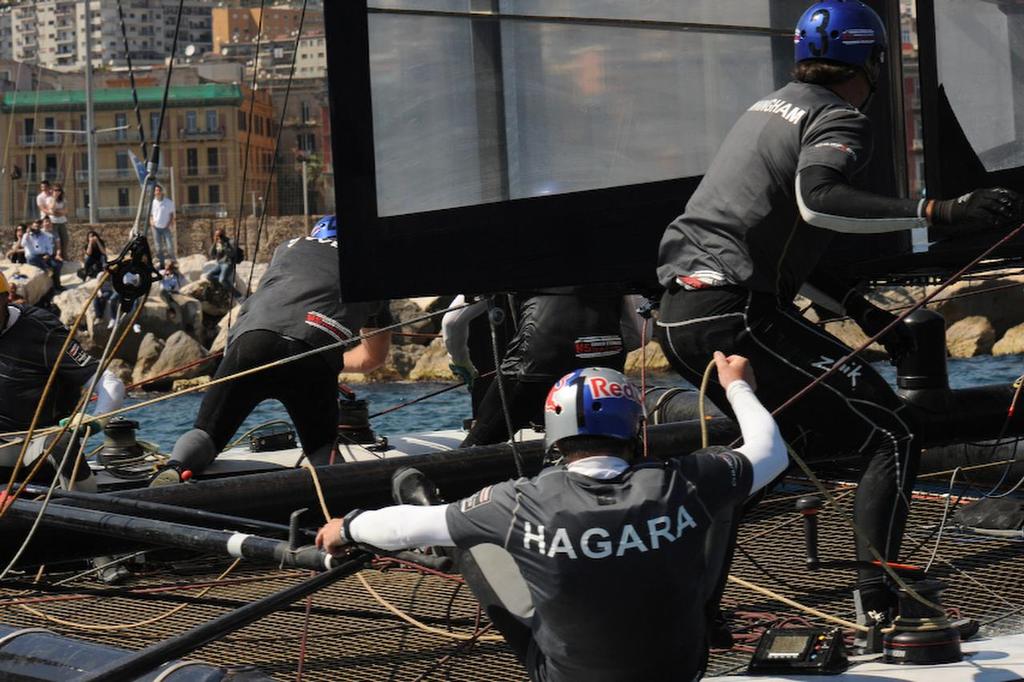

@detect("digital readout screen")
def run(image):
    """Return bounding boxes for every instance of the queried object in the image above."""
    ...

[769,634,810,654]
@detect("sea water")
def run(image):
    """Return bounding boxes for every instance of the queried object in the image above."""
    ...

[121,355,1023,452]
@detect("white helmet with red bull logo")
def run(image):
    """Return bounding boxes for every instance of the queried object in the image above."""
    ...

[543,367,644,452]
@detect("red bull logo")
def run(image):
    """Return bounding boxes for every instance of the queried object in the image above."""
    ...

[586,376,640,404]
[545,375,571,413]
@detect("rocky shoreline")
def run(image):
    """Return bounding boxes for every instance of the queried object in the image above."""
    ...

[3,255,1024,390]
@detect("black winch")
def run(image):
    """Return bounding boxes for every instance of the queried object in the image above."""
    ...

[97,418,145,468]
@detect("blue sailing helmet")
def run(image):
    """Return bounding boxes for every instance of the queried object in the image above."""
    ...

[311,214,337,240]
[543,367,644,452]
[794,1,887,70]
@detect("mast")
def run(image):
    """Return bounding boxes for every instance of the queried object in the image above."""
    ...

[83,0,98,225]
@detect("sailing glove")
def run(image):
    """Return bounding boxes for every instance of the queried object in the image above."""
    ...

[449,361,478,390]
[847,298,916,364]
[929,187,1023,233]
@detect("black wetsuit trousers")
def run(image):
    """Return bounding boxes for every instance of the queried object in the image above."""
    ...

[658,287,920,611]
[460,376,550,448]
[188,330,339,470]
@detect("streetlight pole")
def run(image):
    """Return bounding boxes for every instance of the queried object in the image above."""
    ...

[83,1,98,224]
[301,158,309,230]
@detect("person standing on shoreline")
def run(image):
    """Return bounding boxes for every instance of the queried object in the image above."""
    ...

[150,184,176,263]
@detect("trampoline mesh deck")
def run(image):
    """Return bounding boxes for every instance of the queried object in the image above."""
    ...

[1,477,1021,680]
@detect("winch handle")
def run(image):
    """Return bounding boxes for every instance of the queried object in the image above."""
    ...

[795,495,822,569]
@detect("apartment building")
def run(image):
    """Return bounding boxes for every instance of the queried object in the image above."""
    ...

[211,6,322,54]
[7,0,212,72]
[0,83,278,223]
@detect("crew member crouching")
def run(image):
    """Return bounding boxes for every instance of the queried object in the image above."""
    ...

[317,354,787,681]
[0,270,125,491]
[162,215,393,483]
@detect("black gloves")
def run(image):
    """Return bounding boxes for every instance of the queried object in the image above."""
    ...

[930,187,1023,234]
[846,297,916,364]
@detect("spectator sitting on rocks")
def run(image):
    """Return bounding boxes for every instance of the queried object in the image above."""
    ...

[8,281,26,305]
[39,217,64,292]
[6,224,26,263]
[81,230,107,280]
[159,259,186,321]
[22,220,60,289]
[207,228,240,297]
[92,276,115,327]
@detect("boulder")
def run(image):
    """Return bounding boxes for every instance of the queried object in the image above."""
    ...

[106,358,133,386]
[409,338,452,382]
[180,279,233,318]
[946,315,996,358]
[173,375,211,391]
[1,262,52,304]
[176,254,209,283]
[58,260,84,290]
[132,333,164,385]
[338,343,424,383]
[624,341,672,376]
[234,261,268,295]
[210,305,242,354]
[821,319,888,362]
[993,322,1024,357]
[390,298,443,345]
[145,331,213,382]
[52,283,97,331]
[930,276,1024,338]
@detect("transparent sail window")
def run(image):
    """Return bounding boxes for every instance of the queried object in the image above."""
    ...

[369,1,808,30]
[935,0,1024,173]
[367,6,797,216]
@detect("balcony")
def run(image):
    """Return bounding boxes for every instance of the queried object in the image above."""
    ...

[182,166,227,179]
[15,170,65,183]
[75,206,137,221]
[178,203,228,218]
[19,134,63,146]
[178,127,225,141]
[95,130,133,144]
[75,167,170,182]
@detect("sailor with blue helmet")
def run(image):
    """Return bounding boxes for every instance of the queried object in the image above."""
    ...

[656,0,1023,637]
[317,356,788,681]
[160,215,393,483]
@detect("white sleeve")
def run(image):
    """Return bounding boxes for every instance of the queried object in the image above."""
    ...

[90,369,126,417]
[726,380,788,493]
[347,504,454,550]
[441,295,487,367]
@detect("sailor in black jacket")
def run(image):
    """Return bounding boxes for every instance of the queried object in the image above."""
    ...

[164,216,393,482]
[318,356,787,681]
[656,1,1022,624]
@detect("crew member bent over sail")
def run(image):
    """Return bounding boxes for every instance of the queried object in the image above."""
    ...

[443,288,642,447]
[0,269,125,491]
[656,1,1024,629]
[162,216,393,483]
[317,355,787,681]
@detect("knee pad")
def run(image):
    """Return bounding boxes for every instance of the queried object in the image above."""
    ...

[171,428,217,473]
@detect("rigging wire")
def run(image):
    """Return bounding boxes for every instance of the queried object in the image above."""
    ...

[115,0,150,164]
[227,0,270,325]
[487,296,525,478]
[241,0,310,300]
